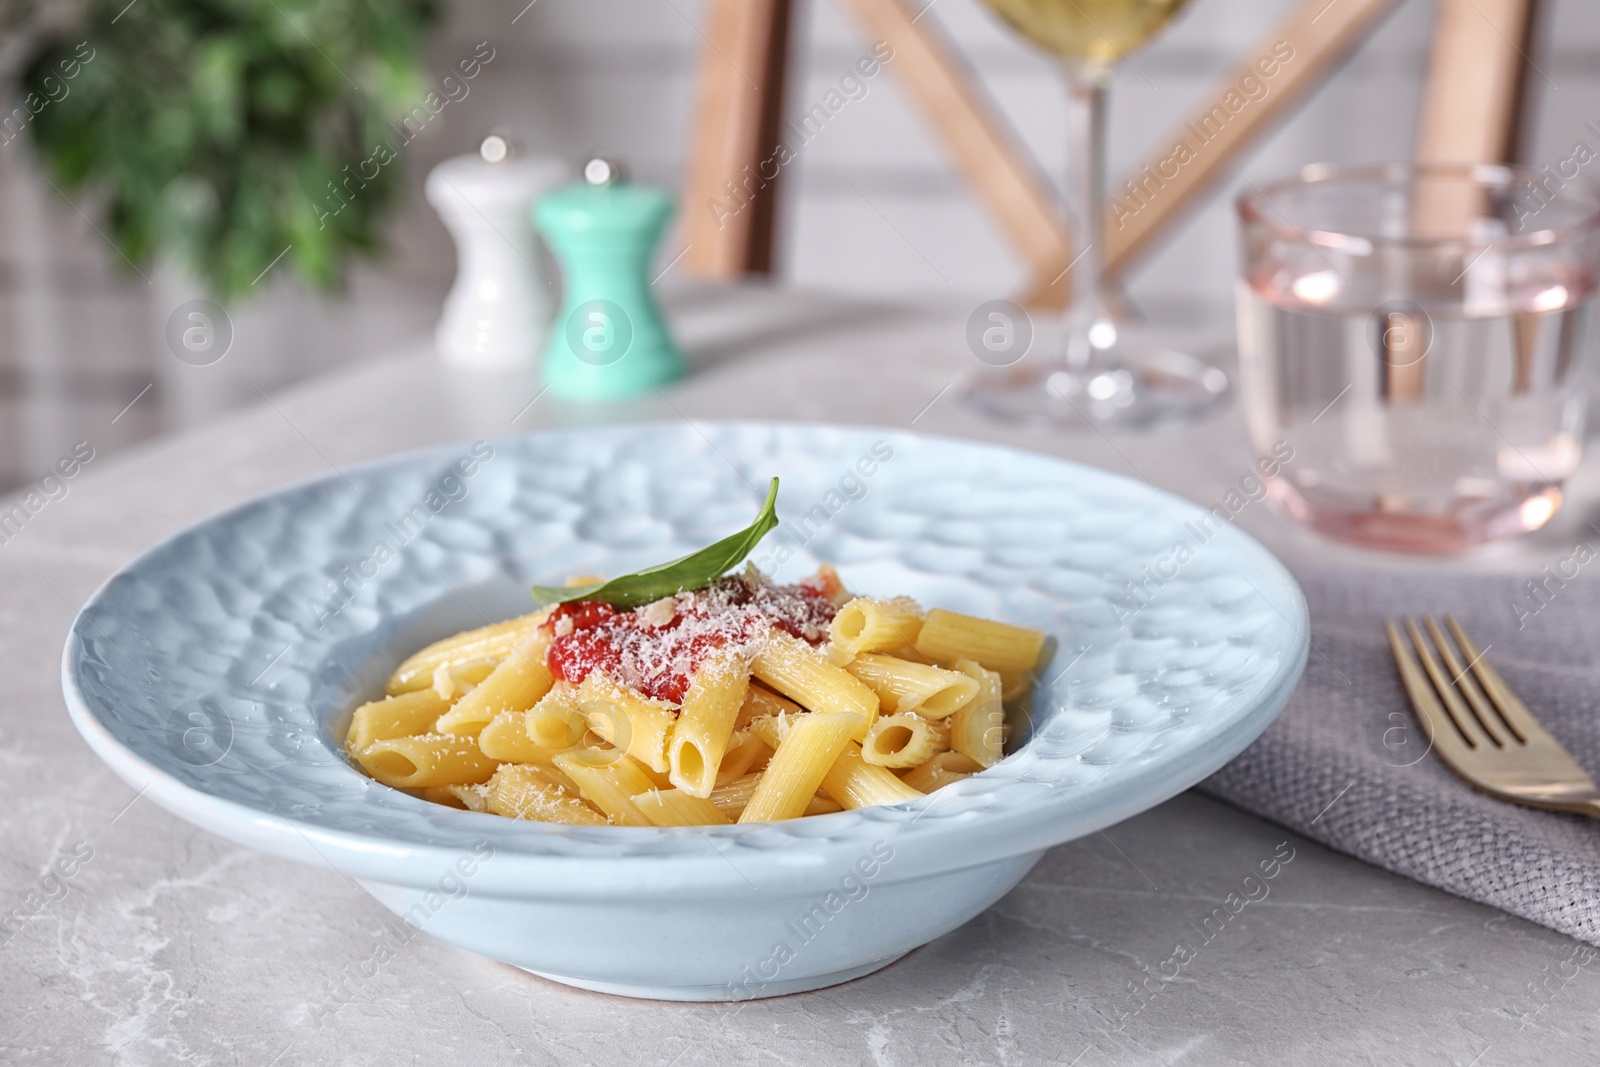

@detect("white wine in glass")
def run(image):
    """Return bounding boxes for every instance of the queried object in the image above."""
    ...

[984,0,1192,64]
[964,0,1228,431]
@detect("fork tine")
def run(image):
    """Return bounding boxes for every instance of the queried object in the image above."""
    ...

[1443,615,1532,744]
[1386,620,1474,759]
[1403,617,1492,749]
[1422,616,1509,747]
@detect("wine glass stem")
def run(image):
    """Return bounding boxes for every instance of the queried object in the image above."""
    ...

[1063,62,1115,374]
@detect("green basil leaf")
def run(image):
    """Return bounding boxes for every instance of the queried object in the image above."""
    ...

[531,477,781,610]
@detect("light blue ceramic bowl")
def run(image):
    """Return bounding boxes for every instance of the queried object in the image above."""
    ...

[62,423,1307,1000]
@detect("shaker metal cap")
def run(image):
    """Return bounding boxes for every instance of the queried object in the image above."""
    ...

[584,158,626,186]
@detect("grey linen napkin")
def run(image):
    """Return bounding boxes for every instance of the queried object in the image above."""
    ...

[1199,565,1600,945]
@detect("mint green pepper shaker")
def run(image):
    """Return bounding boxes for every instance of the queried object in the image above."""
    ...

[534,159,686,399]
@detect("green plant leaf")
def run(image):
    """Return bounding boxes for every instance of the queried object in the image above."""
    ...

[532,478,781,610]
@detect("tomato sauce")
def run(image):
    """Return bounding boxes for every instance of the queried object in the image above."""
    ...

[542,575,838,704]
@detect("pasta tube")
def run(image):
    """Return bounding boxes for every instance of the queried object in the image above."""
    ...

[354,734,499,790]
[744,713,788,752]
[444,783,491,811]
[829,596,924,659]
[669,656,750,797]
[736,685,803,729]
[805,793,843,815]
[715,730,771,785]
[487,764,608,825]
[845,653,979,718]
[553,752,657,826]
[861,712,949,768]
[707,772,835,818]
[751,630,878,739]
[819,742,924,809]
[739,712,860,823]
[631,788,731,827]
[576,672,678,774]
[999,668,1038,704]
[435,630,554,736]
[432,658,494,701]
[899,751,983,792]
[913,609,1046,673]
[709,772,762,820]
[346,690,450,752]
[415,784,471,809]
[950,659,1006,767]
[386,610,549,694]
[525,687,587,750]
[637,760,675,790]
[478,710,552,764]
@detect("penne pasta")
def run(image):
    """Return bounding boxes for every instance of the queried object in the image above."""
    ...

[913,608,1047,673]
[432,658,492,701]
[638,761,676,790]
[736,684,803,729]
[576,671,678,774]
[386,610,550,694]
[820,742,924,809]
[950,659,1006,767]
[707,770,838,818]
[861,712,950,768]
[414,784,470,809]
[354,734,499,790]
[999,668,1038,704]
[631,788,731,827]
[739,712,860,823]
[805,793,843,815]
[552,752,658,827]
[829,596,925,659]
[715,729,771,786]
[435,630,555,737]
[669,655,750,797]
[751,630,879,739]
[445,783,492,811]
[478,710,553,764]
[899,751,983,792]
[346,689,450,752]
[845,653,980,718]
[358,557,1040,826]
[525,687,587,750]
[709,772,762,820]
[487,764,608,825]
[744,713,788,752]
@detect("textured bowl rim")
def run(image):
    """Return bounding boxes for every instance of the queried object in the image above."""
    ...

[61,420,1308,898]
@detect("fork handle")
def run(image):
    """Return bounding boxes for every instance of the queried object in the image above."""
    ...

[1559,799,1600,820]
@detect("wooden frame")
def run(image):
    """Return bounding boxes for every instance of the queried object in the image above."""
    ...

[1414,0,1539,166]
[681,0,795,277]
[682,0,1542,306]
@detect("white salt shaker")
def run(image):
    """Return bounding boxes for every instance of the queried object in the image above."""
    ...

[425,137,569,370]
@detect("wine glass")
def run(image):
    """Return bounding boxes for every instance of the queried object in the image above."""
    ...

[965,0,1228,431]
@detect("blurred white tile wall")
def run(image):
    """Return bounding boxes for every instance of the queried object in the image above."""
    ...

[0,0,1595,489]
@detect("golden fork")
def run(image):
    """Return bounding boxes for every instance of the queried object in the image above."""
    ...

[1386,615,1600,819]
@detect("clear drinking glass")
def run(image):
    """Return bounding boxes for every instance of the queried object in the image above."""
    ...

[963,0,1229,431]
[1236,163,1600,552]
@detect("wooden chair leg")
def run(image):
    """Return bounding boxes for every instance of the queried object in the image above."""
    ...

[681,0,794,278]
[1102,0,1406,281]
[835,0,1073,308]
[843,0,1406,307]
[680,0,1534,320]
[1414,0,1539,166]
[1400,0,1538,400]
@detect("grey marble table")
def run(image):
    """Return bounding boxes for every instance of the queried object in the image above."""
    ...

[6,284,1599,1066]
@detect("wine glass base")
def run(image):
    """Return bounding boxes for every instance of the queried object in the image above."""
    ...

[961,346,1229,432]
